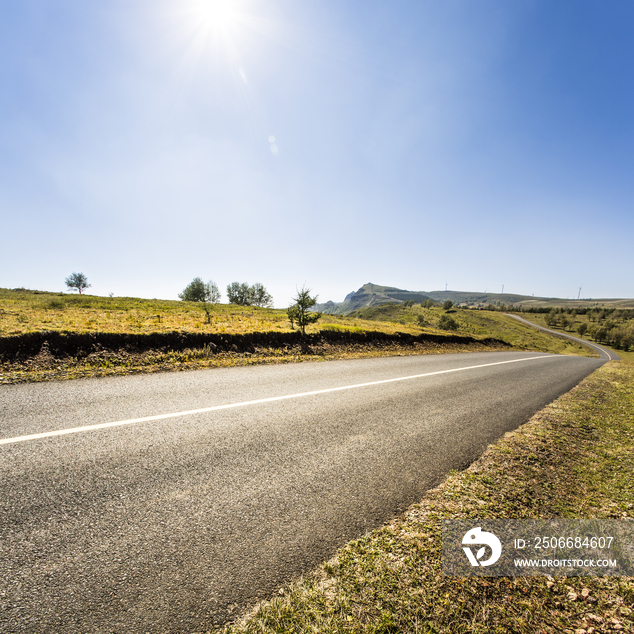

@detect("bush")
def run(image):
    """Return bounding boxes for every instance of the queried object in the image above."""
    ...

[438,314,458,331]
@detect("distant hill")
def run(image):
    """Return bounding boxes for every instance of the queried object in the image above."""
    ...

[314,284,432,315]
[313,283,634,315]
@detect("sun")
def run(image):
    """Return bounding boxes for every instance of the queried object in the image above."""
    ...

[194,0,240,31]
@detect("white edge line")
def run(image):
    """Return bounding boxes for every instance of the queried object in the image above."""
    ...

[1,355,556,446]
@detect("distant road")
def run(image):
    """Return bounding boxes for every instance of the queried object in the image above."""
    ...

[506,313,620,360]
[0,351,606,633]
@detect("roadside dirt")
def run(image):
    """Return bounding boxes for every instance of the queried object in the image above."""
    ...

[0,330,510,384]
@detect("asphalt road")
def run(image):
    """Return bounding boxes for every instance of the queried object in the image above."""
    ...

[0,350,607,633]
[506,314,620,361]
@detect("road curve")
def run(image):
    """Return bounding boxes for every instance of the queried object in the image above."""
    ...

[0,351,606,632]
[506,313,620,360]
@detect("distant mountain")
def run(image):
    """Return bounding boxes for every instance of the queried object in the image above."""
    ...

[314,283,431,315]
[313,283,633,315]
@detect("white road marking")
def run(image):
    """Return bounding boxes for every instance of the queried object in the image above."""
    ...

[1,355,556,446]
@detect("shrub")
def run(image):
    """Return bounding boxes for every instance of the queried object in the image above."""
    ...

[438,314,458,331]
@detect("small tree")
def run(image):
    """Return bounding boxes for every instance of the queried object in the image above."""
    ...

[179,278,205,302]
[577,322,588,337]
[227,282,252,306]
[207,281,221,304]
[545,312,558,327]
[180,278,219,303]
[179,278,221,323]
[442,300,454,311]
[287,305,301,329]
[250,283,273,308]
[65,272,91,294]
[289,286,321,335]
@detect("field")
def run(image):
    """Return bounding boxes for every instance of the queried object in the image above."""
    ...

[0,289,601,384]
[0,288,426,337]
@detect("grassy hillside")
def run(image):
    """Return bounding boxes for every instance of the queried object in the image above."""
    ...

[517,310,634,362]
[350,303,596,358]
[0,288,604,384]
[0,288,513,384]
[427,291,634,309]
[0,288,424,337]
[0,288,596,357]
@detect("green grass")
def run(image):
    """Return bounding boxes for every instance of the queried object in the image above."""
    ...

[210,362,634,633]
[517,312,634,362]
[350,304,597,358]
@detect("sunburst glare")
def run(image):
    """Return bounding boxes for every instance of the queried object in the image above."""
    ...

[193,0,241,32]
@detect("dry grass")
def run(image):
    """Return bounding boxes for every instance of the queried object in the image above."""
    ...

[0,289,427,337]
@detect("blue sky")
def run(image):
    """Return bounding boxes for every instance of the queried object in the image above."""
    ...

[2,0,633,306]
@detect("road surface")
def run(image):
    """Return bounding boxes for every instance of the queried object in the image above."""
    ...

[0,350,607,632]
